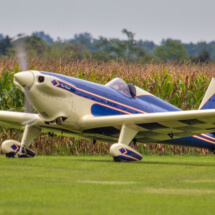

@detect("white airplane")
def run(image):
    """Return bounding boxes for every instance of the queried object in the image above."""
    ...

[1,68,215,161]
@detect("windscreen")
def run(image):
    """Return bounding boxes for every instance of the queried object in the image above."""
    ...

[106,78,131,96]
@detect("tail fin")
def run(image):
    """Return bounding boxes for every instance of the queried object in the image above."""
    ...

[199,78,215,110]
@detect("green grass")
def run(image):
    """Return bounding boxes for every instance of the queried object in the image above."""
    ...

[0,155,215,215]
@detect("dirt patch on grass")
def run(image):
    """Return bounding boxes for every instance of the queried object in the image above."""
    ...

[142,188,215,195]
[184,179,215,183]
[77,180,136,185]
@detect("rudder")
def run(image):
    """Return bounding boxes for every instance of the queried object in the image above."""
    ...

[199,78,215,110]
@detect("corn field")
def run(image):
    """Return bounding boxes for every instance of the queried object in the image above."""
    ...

[1,57,215,156]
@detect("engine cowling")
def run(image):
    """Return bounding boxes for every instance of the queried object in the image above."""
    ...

[110,143,142,162]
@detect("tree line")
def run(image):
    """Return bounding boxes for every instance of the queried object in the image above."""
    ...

[0,30,213,63]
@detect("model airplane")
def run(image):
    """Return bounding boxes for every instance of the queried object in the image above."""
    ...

[1,68,215,161]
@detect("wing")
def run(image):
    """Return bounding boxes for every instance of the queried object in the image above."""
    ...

[0,111,43,129]
[0,111,84,139]
[2,109,215,143]
[79,110,215,142]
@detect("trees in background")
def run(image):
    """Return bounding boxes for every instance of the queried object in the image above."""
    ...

[0,34,4,40]
[154,39,188,63]
[0,30,215,64]
[32,31,53,43]
[190,48,211,63]
[183,42,215,59]
[68,32,97,52]
[93,29,153,63]
[26,35,47,56]
[0,36,12,55]
[136,40,156,54]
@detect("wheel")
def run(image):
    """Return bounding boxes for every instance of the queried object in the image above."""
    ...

[18,147,35,158]
[113,157,130,162]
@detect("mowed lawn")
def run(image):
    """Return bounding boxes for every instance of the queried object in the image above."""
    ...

[0,155,215,215]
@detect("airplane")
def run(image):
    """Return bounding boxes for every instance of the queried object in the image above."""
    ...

[1,68,215,161]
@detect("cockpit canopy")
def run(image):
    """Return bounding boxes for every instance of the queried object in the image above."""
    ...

[106,78,131,96]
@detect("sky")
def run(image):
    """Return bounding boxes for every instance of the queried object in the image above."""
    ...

[1,0,215,44]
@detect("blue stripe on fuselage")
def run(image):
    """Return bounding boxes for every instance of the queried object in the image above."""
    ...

[41,72,215,151]
[43,72,142,114]
[91,104,125,116]
[160,134,215,150]
[42,72,181,116]
[51,79,139,114]
[137,95,181,112]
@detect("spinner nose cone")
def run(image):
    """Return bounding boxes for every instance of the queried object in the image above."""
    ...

[14,71,34,88]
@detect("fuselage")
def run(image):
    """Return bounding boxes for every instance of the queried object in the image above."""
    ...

[15,70,215,151]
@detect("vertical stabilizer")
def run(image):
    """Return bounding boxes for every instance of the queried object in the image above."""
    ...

[199,78,215,110]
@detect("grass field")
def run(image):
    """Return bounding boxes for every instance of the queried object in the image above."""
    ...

[0,155,215,215]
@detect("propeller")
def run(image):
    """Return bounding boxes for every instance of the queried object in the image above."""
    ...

[13,35,27,71]
[12,35,36,126]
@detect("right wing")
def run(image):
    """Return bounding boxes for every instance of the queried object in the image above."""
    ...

[0,111,43,129]
[0,111,84,139]
[79,109,215,142]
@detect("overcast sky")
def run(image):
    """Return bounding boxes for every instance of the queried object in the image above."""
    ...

[1,0,215,44]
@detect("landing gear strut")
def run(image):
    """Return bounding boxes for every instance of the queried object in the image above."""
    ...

[18,125,41,157]
[110,125,142,162]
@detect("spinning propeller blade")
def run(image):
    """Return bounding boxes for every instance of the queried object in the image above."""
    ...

[13,36,27,71]
[12,36,35,122]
